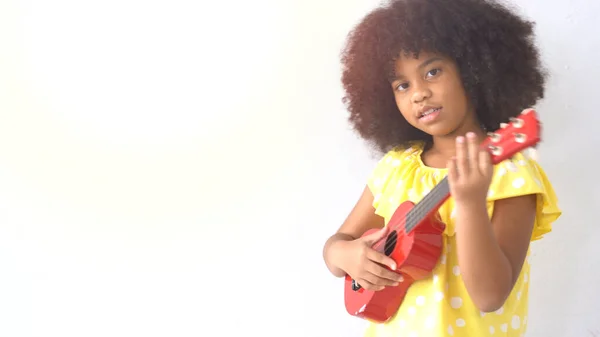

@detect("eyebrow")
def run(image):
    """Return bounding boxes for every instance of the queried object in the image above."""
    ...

[391,57,444,81]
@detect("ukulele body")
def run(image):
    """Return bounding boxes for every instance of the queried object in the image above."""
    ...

[342,108,542,323]
[344,200,446,323]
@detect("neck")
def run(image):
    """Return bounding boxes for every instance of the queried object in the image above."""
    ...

[429,117,486,157]
[405,116,486,231]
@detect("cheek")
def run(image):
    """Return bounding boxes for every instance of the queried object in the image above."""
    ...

[444,80,469,110]
[394,95,415,123]
[452,92,470,114]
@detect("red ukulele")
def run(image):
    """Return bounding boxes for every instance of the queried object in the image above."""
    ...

[344,108,542,323]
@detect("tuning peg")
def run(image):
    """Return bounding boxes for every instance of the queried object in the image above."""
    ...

[488,145,503,156]
[487,132,501,142]
[509,117,523,128]
[514,133,527,143]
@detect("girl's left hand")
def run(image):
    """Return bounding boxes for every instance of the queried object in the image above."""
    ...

[447,132,493,204]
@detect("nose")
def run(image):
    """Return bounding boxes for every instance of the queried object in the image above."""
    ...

[411,82,432,103]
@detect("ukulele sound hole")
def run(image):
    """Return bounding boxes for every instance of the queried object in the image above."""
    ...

[384,230,397,256]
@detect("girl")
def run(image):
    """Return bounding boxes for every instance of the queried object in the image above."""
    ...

[322,0,562,336]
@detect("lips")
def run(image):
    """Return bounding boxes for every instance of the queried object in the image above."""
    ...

[418,106,442,119]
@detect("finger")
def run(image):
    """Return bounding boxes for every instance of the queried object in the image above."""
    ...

[363,273,398,287]
[447,156,457,185]
[365,262,404,283]
[361,270,398,288]
[356,278,384,291]
[466,132,480,173]
[363,226,389,245]
[479,149,493,177]
[455,136,468,177]
[366,248,397,271]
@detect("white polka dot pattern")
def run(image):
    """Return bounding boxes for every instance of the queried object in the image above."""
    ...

[425,316,435,329]
[512,177,525,188]
[450,297,463,309]
[362,144,561,337]
[512,315,521,329]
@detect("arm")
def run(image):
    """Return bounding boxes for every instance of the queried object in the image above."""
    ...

[448,132,537,312]
[323,185,384,277]
[322,185,403,290]
[454,194,536,312]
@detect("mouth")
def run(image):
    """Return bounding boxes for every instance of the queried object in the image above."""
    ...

[418,107,442,119]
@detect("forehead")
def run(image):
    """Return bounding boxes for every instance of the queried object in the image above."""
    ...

[392,51,447,75]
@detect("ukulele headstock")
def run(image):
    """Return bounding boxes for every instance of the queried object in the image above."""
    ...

[480,108,541,164]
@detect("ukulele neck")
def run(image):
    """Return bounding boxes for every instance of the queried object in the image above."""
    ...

[404,177,450,233]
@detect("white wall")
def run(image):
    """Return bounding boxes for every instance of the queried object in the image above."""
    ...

[0,0,597,336]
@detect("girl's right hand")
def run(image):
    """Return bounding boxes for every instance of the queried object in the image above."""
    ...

[338,226,404,291]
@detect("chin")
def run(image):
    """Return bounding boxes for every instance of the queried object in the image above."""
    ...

[419,124,457,137]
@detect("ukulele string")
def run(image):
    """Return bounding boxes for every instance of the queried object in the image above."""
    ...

[369,177,449,253]
[367,115,535,258]
[380,188,442,252]
[369,184,438,251]
[374,154,516,253]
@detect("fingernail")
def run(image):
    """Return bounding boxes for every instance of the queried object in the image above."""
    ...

[467,132,476,138]
[391,264,397,270]
[456,136,464,143]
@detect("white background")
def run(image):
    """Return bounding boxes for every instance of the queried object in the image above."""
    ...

[0,0,597,336]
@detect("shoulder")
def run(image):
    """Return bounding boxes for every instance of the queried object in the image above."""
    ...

[374,141,425,167]
[488,150,553,199]
[487,149,562,240]
[365,142,428,216]
[368,142,424,184]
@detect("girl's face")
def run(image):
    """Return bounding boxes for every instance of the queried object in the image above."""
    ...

[390,51,479,138]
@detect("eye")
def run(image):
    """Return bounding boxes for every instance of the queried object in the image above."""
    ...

[396,82,409,92]
[426,68,442,78]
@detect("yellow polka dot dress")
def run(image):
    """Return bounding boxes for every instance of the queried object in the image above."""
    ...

[362,142,561,337]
